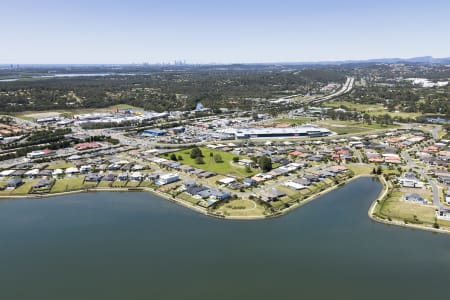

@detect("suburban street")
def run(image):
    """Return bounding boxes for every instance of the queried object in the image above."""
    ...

[402,146,440,207]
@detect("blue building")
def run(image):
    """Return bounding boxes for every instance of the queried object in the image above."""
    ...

[143,129,166,136]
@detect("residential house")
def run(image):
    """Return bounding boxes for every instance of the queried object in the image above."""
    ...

[25,169,40,178]
[156,173,179,185]
[217,177,236,186]
[398,173,423,188]
[33,178,54,189]
[117,173,129,181]
[6,178,23,189]
[198,171,216,178]
[80,165,93,174]
[243,178,257,187]
[66,167,79,176]
[52,168,64,177]
[85,174,102,182]
[284,181,307,190]
[102,173,116,182]
[404,193,426,204]
[261,188,286,202]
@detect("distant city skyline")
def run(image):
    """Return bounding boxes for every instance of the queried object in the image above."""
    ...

[1,0,449,64]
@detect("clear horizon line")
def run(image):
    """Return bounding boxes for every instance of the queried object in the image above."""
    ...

[1,55,449,66]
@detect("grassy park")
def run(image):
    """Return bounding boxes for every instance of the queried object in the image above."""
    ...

[316,120,398,135]
[167,147,257,178]
[322,100,422,119]
[272,117,316,125]
[378,190,437,224]
[215,199,266,217]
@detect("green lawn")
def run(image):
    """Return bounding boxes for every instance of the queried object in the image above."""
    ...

[126,181,141,187]
[177,193,200,205]
[269,200,286,209]
[216,199,266,217]
[137,180,155,188]
[379,191,437,224]
[111,181,128,188]
[322,101,422,119]
[51,177,86,193]
[273,117,316,125]
[167,147,257,178]
[275,185,308,201]
[46,163,75,170]
[346,164,374,176]
[0,180,37,196]
[97,181,113,188]
[317,120,398,135]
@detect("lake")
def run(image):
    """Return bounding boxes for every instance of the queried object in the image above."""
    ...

[0,177,449,300]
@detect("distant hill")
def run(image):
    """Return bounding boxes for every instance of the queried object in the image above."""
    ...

[280,56,450,66]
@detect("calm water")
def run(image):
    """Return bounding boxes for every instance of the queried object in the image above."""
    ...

[0,177,449,300]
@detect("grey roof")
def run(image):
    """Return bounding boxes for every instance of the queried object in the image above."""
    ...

[7,178,23,187]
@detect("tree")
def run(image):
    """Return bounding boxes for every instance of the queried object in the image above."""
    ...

[363,113,371,125]
[214,154,223,163]
[190,147,203,159]
[177,155,183,161]
[170,153,178,161]
[376,166,383,175]
[258,156,272,172]
[195,156,205,164]
[232,156,240,163]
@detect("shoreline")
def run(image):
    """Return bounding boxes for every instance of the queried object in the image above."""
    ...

[252,174,371,220]
[2,176,450,234]
[368,175,450,235]
[0,174,367,221]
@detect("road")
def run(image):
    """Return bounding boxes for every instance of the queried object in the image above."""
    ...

[275,76,354,105]
[352,148,364,164]
[431,125,442,140]
[402,148,440,207]
[310,76,355,104]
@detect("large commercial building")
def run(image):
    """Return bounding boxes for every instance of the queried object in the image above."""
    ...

[143,129,166,136]
[219,126,332,139]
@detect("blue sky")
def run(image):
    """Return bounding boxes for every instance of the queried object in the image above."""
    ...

[1,0,449,64]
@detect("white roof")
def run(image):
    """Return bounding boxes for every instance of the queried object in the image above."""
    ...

[382,153,400,158]
[218,177,236,184]
[131,172,143,177]
[52,169,64,175]
[152,157,168,164]
[220,126,331,136]
[25,169,39,175]
[67,155,82,160]
[0,169,15,176]
[66,167,79,173]
[285,181,306,190]
[159,173,178,179]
